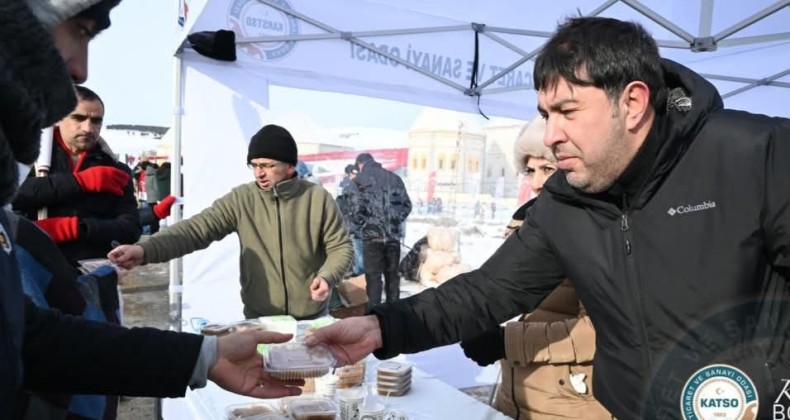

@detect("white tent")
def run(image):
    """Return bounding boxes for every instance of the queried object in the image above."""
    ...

[167,0,790,326]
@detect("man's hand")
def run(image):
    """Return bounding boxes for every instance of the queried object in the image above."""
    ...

[460,327,505,367]
[309,276,329,301]
[34,216,79,243]
[74,166,130,196]
[209,331,304,398]
[107,244,145,269]
[303,315,383,366]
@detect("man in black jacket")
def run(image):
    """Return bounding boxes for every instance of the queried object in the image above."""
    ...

[307,17,790,419]
[13,85,140,265]
[345,153,411,305]
[0,1,302,417]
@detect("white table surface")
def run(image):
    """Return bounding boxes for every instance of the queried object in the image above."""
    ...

[162,357,509,419]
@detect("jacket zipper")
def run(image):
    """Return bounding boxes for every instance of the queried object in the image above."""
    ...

[274,188,289,315]
[621,195,654,371]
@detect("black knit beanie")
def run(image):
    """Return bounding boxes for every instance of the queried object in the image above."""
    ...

[247,124,298,165]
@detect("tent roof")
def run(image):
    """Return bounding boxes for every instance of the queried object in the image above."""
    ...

[177,0,790,119]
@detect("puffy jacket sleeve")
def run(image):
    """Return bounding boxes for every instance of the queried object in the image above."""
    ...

[503,314,596,365]
[343,181,364,237]
[372,204,566,359]
[79,166,140,247]
[764,119,790,275]
[316,190,354,287]
[139,189,239,263]
[22,300,202,397]
[12,172,82,213]
[389,174,411,226]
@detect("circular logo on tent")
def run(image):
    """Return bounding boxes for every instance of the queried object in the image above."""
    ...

[228,0,299,61]
[680,364,759,420]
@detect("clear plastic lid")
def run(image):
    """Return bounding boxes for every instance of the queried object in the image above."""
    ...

[377,361,412,377]
[263,343,335,380]
[229,319,265,332]
[285,397,337,420]
[200,323,231,336]
[225,402,278,419]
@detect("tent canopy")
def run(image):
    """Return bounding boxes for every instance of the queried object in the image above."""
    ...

[177,0,790,119]
[168,0,790,324]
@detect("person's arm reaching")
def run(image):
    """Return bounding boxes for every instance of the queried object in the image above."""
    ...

[304,315,384,366]
[308,203,566,364]
[125,189,241,265]
[23,300,303,398]
[77,166,140,246]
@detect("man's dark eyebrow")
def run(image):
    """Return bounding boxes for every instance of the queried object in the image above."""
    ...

[70,113,103,123]
[547,99,579,112]
[537,98,579,115]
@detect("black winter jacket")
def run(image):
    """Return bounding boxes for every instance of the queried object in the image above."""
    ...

[13,133,140,264]
[0,2,201,417]
[372,60,790,418]
[345,161,411,242]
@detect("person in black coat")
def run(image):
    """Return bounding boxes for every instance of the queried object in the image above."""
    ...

[0,1,303,417]
[13,86,140,265]
[308,17,790,419]
[344,153,411,305]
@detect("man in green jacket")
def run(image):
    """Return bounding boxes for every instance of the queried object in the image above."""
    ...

[109,125,353,320]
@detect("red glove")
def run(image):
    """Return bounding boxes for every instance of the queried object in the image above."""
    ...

[34,216,79,243]
[74,166,130,196]
[153,195,176,219]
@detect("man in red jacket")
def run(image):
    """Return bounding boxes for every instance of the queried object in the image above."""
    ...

[13,85,140,265]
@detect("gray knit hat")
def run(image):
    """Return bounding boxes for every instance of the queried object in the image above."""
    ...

[26,0,121,29]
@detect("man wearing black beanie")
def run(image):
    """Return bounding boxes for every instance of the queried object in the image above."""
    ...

[111,124,354,321]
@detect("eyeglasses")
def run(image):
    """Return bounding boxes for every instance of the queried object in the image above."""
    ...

[248,162,282,170]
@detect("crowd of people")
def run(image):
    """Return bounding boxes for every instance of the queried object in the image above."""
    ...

[1,1,788,420]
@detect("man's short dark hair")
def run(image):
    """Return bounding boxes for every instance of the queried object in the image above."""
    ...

[534,17,667,111]
[74,85,105,108]
[355,153,374,166]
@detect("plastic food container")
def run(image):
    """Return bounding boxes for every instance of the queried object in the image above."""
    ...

[377,361,412,378]
[200,323,231,336]
[229,320,266,332]
[264,343,335,380]
[225,402,279,419]
[285,397,337,420]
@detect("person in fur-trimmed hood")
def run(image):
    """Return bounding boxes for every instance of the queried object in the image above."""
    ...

[0,1,305,418]
[461,116,612,419]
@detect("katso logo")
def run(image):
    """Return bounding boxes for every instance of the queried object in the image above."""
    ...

[680,364,759,420]
[667,200,716,216]
[228,0,299,61]
[775,379,790,419]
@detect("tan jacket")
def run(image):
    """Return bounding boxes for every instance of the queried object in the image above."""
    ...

[496,280,613,419]
[140,178,353,319]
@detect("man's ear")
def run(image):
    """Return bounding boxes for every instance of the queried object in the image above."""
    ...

[621,81,651,131]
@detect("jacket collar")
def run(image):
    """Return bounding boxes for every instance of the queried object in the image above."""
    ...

[545,59,723,215]
[266,176,304,200]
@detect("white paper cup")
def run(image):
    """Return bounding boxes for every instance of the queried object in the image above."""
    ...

[315,374,339,398]
[358,402,386,420]
[338,388,365,420]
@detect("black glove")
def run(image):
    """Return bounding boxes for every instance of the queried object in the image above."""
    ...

[460,327,505,366]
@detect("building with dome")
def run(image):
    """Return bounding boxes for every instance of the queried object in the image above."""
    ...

[407,108,528,211]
